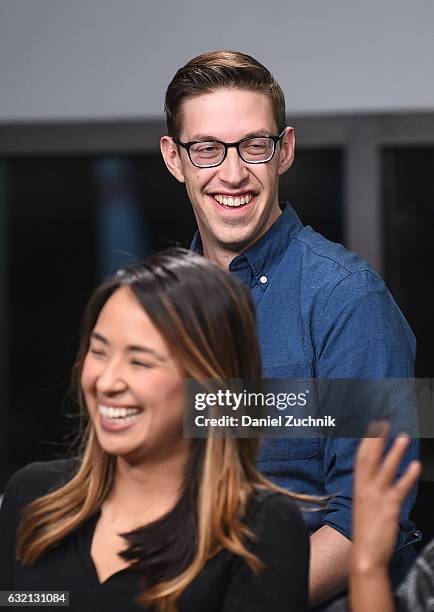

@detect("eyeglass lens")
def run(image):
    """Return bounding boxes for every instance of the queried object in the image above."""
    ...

[189,137,275,167]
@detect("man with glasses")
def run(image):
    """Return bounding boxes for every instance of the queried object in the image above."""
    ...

[160,50,418,609]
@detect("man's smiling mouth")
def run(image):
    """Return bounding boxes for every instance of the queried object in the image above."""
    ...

[213,193,253,208]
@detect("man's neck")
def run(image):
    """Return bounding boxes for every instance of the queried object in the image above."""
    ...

[198,201,282,270]
[200,206,283,270]
[202,242,236,269]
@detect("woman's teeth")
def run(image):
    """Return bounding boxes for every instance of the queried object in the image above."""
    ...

[98,405,141,422]
[214,194,253,207]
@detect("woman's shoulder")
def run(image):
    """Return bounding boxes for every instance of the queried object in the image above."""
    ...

[2,458,78,511]
[10,457,78,489]
[246,488,307,538]
[248,488,304,515]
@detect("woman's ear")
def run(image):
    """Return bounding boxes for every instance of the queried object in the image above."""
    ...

[277,127,295,176]
[160,136,185,183]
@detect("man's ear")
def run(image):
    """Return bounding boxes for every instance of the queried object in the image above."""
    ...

[277,127,295,176]
[160,136,185,183]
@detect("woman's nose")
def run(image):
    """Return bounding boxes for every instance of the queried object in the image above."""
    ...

[95,362,127,395]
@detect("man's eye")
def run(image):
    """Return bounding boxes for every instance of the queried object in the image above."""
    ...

[245,142,267,152]
[191,143,221,158]
[196,145,217,153]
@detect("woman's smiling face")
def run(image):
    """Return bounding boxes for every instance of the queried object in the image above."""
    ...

[81,286,189,464]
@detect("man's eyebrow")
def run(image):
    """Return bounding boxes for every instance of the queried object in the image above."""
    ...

[188,129,273,142]
[90,332,166,361]
[187,133,221,142]
[243,129,275,138]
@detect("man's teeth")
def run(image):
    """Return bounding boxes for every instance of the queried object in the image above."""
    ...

[98,405,141,420]
[214,194,253,207]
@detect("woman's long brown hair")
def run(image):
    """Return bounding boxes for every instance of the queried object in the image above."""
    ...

[16,249,316,611]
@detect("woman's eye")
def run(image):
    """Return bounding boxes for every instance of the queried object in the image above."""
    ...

[131,360,152,368]
[90,348,105,357]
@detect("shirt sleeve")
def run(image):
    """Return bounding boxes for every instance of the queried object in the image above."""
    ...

[395,539,434,612]
[314,270,418,544]
[221,493,309,612]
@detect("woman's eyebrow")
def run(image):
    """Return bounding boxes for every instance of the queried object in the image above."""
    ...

[90,331,109,345]
[90,331,166,361]
[127,345,167,361]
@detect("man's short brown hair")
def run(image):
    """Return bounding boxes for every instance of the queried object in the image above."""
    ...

[164,50,286,139]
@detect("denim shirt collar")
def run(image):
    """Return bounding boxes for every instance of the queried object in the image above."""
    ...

[190,203,304,290]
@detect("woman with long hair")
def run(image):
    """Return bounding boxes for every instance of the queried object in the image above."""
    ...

[0,249,310,611]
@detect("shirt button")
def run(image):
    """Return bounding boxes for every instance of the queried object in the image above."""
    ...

[259,275,268,284]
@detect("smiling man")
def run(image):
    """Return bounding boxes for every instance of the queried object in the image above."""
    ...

[161,60,292,269]
[160,50,419,609]
[162,86,291,268]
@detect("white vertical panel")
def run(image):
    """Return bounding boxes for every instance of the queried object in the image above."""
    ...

[345,118,382,273]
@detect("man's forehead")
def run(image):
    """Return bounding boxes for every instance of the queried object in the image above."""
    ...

[179,88,277,141]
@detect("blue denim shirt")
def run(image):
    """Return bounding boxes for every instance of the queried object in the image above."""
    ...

[191,203,418,562]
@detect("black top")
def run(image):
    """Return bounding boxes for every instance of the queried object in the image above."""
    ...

[0,460,309,611]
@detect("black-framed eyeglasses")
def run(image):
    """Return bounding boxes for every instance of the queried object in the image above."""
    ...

[173,130,286,168]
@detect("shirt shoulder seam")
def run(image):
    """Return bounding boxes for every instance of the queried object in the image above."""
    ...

[292,235,372,276]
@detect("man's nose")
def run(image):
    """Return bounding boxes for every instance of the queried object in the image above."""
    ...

[218,147,249,185]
